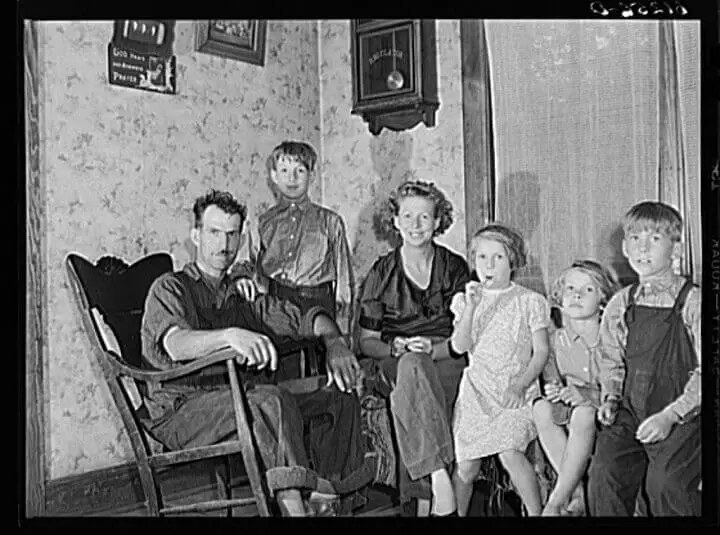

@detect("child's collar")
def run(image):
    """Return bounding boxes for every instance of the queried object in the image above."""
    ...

[277,195,311,210]
[562,317,600,348]
[635,274,686,299]
[637,273,683,291]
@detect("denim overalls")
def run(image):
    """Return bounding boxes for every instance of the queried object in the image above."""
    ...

[588,279,701,516]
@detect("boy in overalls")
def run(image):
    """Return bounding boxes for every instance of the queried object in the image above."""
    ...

[587,201,701,516]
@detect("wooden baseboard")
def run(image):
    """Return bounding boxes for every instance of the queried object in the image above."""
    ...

[45,456,250,516]
[43,456,404,517]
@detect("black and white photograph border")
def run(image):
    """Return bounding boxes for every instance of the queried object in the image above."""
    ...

[18,2,719,526]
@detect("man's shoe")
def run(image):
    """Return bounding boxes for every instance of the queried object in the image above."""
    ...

[307,491,341,517]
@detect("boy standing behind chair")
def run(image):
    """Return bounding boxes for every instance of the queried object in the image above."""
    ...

[587,201,701,517]
[231,141,354,335]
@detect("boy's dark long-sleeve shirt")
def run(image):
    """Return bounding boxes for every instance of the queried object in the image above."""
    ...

[231,197,354,323]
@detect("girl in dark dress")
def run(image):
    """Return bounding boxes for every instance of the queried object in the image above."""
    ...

[357,180,470,517]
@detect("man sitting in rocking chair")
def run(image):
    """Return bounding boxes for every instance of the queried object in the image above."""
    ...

[140,189,374,516]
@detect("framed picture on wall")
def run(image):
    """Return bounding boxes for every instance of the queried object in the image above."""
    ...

[194,20,267,66]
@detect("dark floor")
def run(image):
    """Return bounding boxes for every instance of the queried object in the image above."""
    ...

[354,482,523,518]
[98,479,520,517]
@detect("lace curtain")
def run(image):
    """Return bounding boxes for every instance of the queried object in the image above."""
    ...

[658,21,701,282]
[482,21,700,294]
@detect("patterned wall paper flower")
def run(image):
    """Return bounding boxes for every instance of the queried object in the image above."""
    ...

[319,20,467,285]
[40,19,321,479]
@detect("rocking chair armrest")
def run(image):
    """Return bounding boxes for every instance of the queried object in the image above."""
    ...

[112,347,329,393]
[107,347,243,382]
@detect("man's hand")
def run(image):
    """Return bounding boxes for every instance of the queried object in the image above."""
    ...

[405,336,433,355]
[224,327,278,371]
[235,277,258,302]
[636,409,679,444]
[597,399,619,426]
[325,339,361,394]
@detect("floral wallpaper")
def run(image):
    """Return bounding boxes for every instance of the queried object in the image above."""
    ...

[317,20,467,287]
[40,20,322,479]
[34,19,698,485]
[39,19,466,480]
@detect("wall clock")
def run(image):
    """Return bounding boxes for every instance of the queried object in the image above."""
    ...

[350,19,439,135]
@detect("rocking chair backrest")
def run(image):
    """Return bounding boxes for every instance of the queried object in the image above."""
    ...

[66,253,173,369]
[66,252,175,459]
[66,252,278,517]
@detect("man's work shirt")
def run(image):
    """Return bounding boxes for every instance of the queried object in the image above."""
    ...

[140,262,323,420]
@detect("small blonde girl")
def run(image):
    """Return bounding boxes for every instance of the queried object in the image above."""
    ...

[533,259,620,516]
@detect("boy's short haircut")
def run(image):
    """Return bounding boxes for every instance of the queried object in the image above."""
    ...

[623,201,683,242]
[266,141,318,173]
[470,223,528,272]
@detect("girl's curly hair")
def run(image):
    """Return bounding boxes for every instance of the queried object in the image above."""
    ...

[549,259,621,326]
[377,180,454,238]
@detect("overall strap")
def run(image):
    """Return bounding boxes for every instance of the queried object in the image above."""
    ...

[168,270,230,382]
[626,282,640,307]
[625,282,640,324]
[175,270,199,304]
[175,269,217,327]
[671,278,696,316]
[176,270,190,286]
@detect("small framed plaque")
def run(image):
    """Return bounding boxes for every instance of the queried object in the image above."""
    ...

[195,20,267,66]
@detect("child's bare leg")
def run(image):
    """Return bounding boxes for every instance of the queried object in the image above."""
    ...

[430,468,456,515]
[533,399,568,473]
[498,449,543,516]
[416,498,431,517]
[543,406,596,516]
[452,459,483,516]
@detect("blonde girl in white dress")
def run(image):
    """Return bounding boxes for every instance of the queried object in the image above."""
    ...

[450,224,550,516]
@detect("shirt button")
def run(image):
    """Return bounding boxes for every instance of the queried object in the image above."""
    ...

[290,234,294,239]
[583,367,589,372]
[291,217,297,222]
[288,252,293,257]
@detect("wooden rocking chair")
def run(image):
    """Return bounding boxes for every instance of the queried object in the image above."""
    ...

[65,252,322,516]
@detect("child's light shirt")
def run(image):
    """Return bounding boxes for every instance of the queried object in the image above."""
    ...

[232,196,354,315]
[599,275,701,422]
[543,324,603,407]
